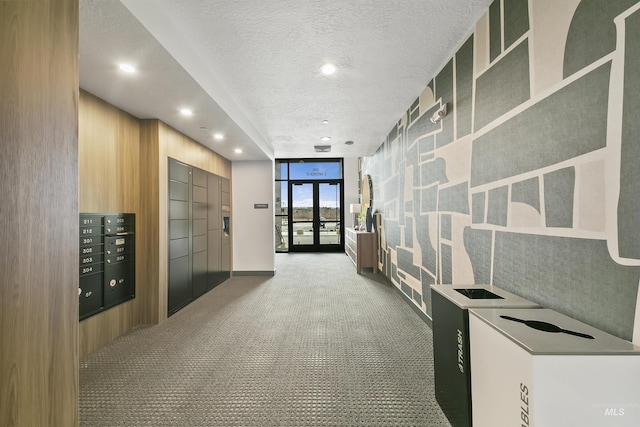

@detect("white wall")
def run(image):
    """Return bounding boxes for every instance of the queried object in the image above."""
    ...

[343,157,360,228]
[232,161,276,273]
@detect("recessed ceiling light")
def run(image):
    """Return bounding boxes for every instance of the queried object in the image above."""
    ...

[234,148,242,154]
[180,108,193,116]
[321,63,337,75]
[213,133,224,141]
[322,120,329,124]
[321,136,331,142]
[118,63,136,73]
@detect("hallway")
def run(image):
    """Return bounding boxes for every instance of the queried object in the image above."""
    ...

[80,253,449,426]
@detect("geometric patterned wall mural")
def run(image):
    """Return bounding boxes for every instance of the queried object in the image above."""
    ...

[362,0,640,341]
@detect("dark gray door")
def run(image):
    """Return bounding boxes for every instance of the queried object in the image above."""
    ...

[168,159,192,314]
[168,158,231,316]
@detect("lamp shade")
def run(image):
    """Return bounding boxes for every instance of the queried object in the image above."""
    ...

[349,203,362,214]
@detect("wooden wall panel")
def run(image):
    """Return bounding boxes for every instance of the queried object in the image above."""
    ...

[78,300,136,357]
[161,121,232,179]
[138,120,161,324]
[77,103,230,345]
[79,91,140,210]
[157,122,170,321]
[0,1,79,426]
[156,121,232,322]
[78,91,140,358]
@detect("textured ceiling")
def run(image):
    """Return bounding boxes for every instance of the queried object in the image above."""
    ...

[80,0,492,161]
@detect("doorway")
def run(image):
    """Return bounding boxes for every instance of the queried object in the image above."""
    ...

[275,159,344,253]
[289,181,342,252]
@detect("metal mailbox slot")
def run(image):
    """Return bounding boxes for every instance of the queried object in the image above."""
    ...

[79,213,135,321]
[79,272,103,320]
[104,261,135,309]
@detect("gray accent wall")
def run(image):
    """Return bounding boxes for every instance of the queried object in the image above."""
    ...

[435,60,454,148]
[618,8,640,260]
[470,61,611,187]
[503,0,529,49]
[489,0,501,62]
[455,35,474,138]
[563,0,638,78]
[543,167,575,228]
[492,233,640,340]
[474,39,530,131]
[362,0,640,341]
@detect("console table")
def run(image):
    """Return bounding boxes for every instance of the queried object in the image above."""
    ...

[345,229,377,274]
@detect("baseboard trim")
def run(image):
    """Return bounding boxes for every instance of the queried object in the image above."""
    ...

[379,273,433,329]
[232,270,275,277]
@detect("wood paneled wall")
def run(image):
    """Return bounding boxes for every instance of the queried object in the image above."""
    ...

[0,1,79,426]
[79,96,231,352]
[78,91,140,357]
[161,121,232,177]
[79,91,140,211]
[138,121,161,324]
[140,120,231,324]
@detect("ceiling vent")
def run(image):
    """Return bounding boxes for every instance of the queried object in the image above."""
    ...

[314,145,331,153]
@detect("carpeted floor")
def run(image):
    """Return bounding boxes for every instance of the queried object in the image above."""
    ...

[79,253,451,426]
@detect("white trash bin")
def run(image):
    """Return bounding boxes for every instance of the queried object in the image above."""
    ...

[469,308,640,427]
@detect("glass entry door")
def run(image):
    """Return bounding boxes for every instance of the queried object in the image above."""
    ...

[289,181,342,251]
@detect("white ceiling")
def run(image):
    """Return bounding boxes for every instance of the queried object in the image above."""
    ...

[79,0,492,161]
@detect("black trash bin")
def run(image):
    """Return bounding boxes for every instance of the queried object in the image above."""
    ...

[430,285,539,427]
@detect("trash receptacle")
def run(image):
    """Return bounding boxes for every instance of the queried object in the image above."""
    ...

[430,285,539,427]
[469,308,640,427]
